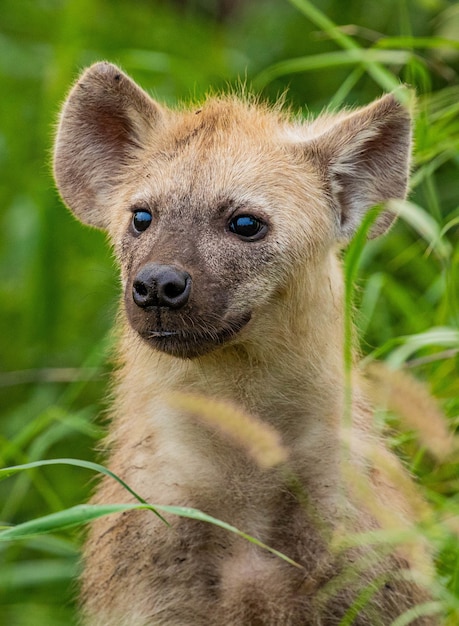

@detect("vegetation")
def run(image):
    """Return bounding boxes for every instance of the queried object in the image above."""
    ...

[1,0,458,624]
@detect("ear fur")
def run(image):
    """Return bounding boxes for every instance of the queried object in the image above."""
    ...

[53,62,163,229]
[307,94,412,240]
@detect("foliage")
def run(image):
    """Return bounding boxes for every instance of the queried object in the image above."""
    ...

[0,0,458,624]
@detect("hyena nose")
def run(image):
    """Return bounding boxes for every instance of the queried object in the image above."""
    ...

[132,263,192,310]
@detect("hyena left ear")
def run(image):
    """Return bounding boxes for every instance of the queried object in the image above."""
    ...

[54,62,164,229]
[307,94,412,240]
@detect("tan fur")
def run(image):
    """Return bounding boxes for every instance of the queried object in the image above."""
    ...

[54,62,438,625]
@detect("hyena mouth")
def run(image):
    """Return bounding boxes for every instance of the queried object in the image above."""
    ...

[138,312,252,359]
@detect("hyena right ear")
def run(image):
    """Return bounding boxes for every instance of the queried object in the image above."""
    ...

[53,62,164,229]
[305,93,412,240]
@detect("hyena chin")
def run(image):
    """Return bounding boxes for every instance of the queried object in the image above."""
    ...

[54,62,438,625]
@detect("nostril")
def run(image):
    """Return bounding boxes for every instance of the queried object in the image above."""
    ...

[133,281,148,298]
[164,281,185,299]
[132,277,156,309]
[158,272,191,309]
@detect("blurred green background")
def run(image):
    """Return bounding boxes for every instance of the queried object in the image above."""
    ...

[1,0,459,624]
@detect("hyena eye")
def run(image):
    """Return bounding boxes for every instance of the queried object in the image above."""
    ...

[132,210,152,233]
[228,215,268,241]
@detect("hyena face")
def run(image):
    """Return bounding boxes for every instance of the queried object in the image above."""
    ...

[115,113,330,358]
[54,63,411,358]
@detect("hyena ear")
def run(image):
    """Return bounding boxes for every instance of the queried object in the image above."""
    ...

[307,94,412,240]
[53,62,164,229]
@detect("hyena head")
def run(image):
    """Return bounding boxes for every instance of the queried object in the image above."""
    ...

[54,62,411,359]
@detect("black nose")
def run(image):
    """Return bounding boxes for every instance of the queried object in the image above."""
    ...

[132,263,192,310]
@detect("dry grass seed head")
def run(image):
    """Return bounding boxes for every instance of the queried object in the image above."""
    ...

[365,362,455,460]
[168,393,288,468]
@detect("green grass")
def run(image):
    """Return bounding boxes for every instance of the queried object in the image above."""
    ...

[1,0,458,624]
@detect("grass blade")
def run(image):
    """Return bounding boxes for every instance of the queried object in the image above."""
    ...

[385,327,459,368]
[0,502,303,569]
[0,458,168,525]
[343,205,385,426]
[286,0,402,92]
[390,199,452,259]
[0,503,149,538]
[154,504,303,569]
[0,460,303,568]
[376,36,459,51]
[254,49,410,89]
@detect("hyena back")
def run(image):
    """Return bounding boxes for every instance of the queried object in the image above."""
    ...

[53,62,438,625]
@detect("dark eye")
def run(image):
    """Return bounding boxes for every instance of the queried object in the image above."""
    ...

[132,210,152,233]
[228,215,267,241]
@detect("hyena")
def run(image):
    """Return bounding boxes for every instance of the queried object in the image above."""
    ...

[53,62,438,625]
